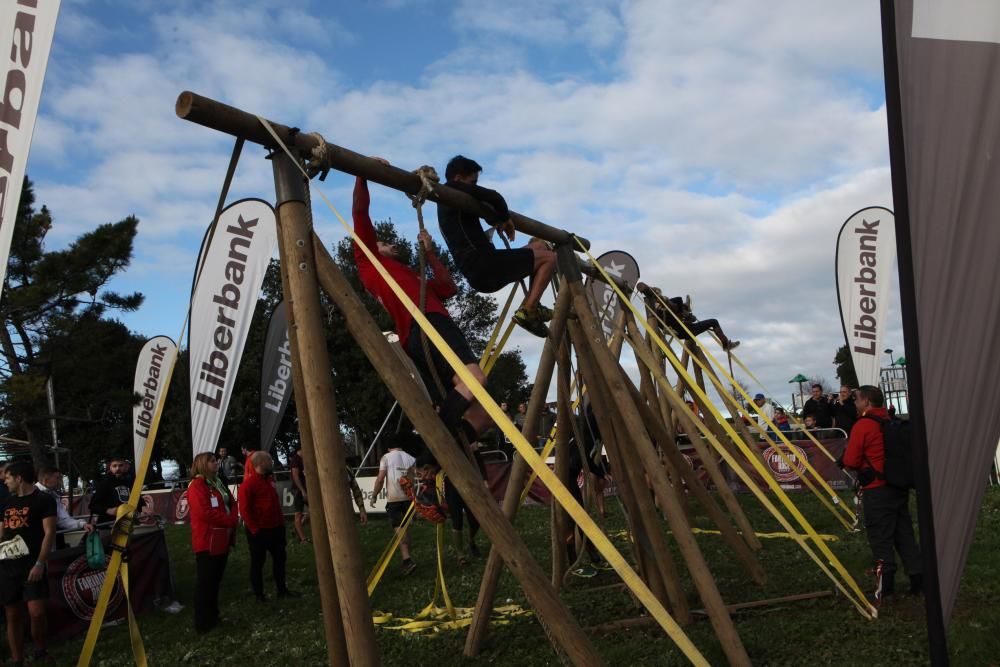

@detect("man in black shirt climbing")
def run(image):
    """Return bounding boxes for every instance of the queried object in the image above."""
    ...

[437,155,556,337]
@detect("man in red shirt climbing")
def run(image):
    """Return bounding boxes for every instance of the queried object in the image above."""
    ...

[841,385,921,603]
[353,158,491,443]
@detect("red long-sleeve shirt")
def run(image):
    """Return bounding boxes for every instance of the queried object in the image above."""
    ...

[352,177,457,348]
[842,406,889,490]
[238,469,283,534]
[188,476,238,553]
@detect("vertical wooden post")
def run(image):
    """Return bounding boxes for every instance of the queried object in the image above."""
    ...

[271,154,379,666]
[568,278,751,667]
[310,240,604,666]
[465,286,572,656]
[275,214,350,665]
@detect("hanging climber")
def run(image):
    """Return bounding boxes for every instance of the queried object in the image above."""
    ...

[651,289,740,351]
[352,158,491,443]
[437,155,556,338]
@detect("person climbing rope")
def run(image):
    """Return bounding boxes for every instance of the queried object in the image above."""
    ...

[651,289,740,351]
[436,155,556,338]
[351,158,491,443]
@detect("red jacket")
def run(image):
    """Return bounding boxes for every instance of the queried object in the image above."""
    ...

[842,406,889,489]
[189,476,238,553]
[353,177,457,348]
[238,467,284,534]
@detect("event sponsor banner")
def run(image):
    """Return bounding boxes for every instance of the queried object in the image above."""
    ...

[584,250,639,355]
[260,301,292,450]
[189,199,277,456]
[835,207,896,386]
[0,0,61,300]
[886,0,1000,625]
[132,336,177,467]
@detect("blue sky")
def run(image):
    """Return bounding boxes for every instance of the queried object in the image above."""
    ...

[24,0,903,404]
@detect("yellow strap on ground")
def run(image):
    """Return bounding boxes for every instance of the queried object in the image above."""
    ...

[481,284,520,366]
[259,118,711,667]
[120,561,148,667]
[373,603,533,634]
[690,528,839,542]
[367,501,416,597]
[578,240,876,619]
[647,291,855,527]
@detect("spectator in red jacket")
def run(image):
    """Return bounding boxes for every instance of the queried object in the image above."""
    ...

[188,452,238,633]
[841,385,921,603]
[238,451,298,602]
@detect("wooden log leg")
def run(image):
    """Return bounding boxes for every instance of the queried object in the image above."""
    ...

[272,156,378,667]
[551,340,574,588]
[275,225,349,666]
[570,321,689,623]
[311,241,603,667]
[627,319,762,553]
[570,284,751,667]
[464,286,571,657]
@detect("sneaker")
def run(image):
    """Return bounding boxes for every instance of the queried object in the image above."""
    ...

[401,559,417,576]
[592,560,613,571]
[513,308,549,338]
[723,340,740,351]
[570,565,597,578]
[163,600,184,614]
[534,304,555,322]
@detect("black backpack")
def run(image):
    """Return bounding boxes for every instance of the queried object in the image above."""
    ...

[861,415,915,489]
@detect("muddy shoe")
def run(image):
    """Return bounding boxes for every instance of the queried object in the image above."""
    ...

[513,308,549,338]
[723,340,740,351]
[570,565,597,579]
[534,304,555,322]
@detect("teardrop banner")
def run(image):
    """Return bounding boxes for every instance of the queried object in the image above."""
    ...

[189,198,278,456]
[834,206,896,386]
[259,300,293,451]
[132,336,177,466]
[584,250,640,356]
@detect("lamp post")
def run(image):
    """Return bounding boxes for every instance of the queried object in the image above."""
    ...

[884,348,894,367]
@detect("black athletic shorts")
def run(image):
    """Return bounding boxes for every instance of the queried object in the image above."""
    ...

[385,501,411,528]
[406,312,478,403]
[459,247,534,294]
[0,560,48,605]
[292,490,307,513]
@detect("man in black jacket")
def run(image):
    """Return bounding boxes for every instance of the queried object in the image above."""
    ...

[832,385,858,433]
[89,457,131,524]
[802,384,834,429]
[437,155,556,337]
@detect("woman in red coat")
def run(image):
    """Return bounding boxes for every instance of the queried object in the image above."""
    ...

[188,452,238,634]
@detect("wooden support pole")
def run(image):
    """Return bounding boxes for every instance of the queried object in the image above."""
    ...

[275,213,350,666]
[625,316,762,552]
[309,240,603,666]
[568,279,751,667]
[551,340,573,587]
[464,285,572,657]
[271,155,379,666]
[570,320,681,617]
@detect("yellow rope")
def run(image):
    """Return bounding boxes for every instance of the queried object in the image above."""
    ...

[258,118,711,666]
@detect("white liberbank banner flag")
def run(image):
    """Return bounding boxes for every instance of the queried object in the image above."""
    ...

[835,206,896,386]
[133,336,177,466]
[0,0,61,299]
[190,199,277,456]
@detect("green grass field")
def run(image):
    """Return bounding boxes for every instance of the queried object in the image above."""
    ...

[50,487,1000,666]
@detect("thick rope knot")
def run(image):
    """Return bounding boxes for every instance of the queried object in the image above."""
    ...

[305,131,331,180]
[410,165,440,210]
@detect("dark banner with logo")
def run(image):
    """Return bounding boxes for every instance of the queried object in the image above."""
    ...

[47,528,173,642]
[259,300,293,451]
[584,250,639,355]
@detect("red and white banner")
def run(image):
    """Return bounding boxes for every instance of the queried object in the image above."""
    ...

[835,206,896,386]
[0,0,61,300]
[189,199,277,456]
[132,336,177,466]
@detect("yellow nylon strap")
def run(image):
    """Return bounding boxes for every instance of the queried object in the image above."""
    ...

[367,501,416,597]
[119,561,148,667]
[480,284,520,366]
[689,528,838,542]
[433,472,455,619]
[482,319,517,376]
[646,290,855,527]
[78,321,183,665]
[578,240,876,619]
[258,118,710,666]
